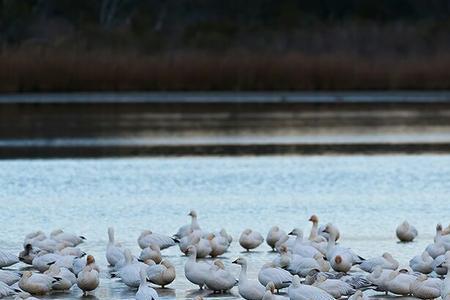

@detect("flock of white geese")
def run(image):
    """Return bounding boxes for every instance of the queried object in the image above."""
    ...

[0,210,450,300]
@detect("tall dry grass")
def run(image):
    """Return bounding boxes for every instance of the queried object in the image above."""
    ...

[1,48,450,92]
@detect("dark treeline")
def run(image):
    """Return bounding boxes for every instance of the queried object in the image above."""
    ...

[1,0,450,91]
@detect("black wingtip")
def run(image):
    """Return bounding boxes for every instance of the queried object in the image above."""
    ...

[172,237,180,243]
[47,261,56,266]
[80,236,87,240]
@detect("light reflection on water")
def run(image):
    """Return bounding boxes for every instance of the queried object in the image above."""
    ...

[1,155,449,299]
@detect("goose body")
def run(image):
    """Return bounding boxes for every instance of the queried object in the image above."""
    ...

[32,253,61,272]
[240,229,264,251]
[146,260,176,288]
[367,266,394,293]
[266,227,287,251]
[106,227,125,266]
[184,246,210,289]
[433,254,448,276]
[119,249,149,288]
[77,256,100,295]
[204,260,236,292]
[359,252,399,273]
[258,262,293,291]
[233,257,265,300]
[312,274,356,299]
[0,270,20,286]
[44,265,76,290]
[288,275,334,300]
[0,250,19,268]
[396,221,418,242]
[287,253,330,277]
[175,210,201,239]
[0,281,17,298]
[385,270,416,296]
[410,274,442,299]
[441,252,450,300]
[50,229,85,246]
[19,271,53,295]
[409,252,434,274]
[136,268,159,300]
[140,244,162,264]
[138,230,176,250]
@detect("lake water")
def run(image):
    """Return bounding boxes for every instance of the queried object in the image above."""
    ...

[1,155,449,299]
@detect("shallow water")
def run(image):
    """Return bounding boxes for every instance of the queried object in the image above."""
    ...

[1,155,449,299]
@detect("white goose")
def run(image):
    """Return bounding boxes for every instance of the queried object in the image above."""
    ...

[262,282,276,300]
[136,268,159,300]
[208,233,230,257]
[106,227,125,266]
[367,266,395,294]
[410,251,434,274]
[308,215,327,243]
[396,220,418,242]
[385,270,416,296]
[410,274,442,299]
[435,224,450,250]
[258,262,292,292]
[191,235,212,258]
[232,257,265,300]
[140,244,162,264]
[0,281,18,298]
[266,226,287,251]
[174,210,201,239]
[239,229,264,251]
[119,249,148,288]
[138,230,177,250]
[18,271,54,295]
[287,253,330,277]
[0,270,20,286]
[32,252,61,272]
[23,231,46,248]
[433,254,447,276]
[288,228,321,258]
[311,273,356,299]
[77,255,100,295]
[44,264,76,291]
[50,229,86,246]
[204,260,237,292]
[288,275,334,300]
[0,250,19,268]
[184,245,210,289]
[359,252,399,273]
[323,224,363,273]
[146,259,176,288]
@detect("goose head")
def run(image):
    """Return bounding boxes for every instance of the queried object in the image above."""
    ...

[265,281,275,293]
[437,224,443,234]
[188,210,198,218]
[279,244,288,254]
[141,230,152,236]
[288,228,303,237]
[309,215,319,224]
[232,257,247,266]
[334,255,343,264]
[242,229,252,235]
[86,255,95,266]
[185,245,197,257]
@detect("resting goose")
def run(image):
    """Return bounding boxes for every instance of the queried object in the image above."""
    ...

[0,281,18,298]
[140,244,162,264]
[136,268,159,300]
[287,253,330,277]
[435,224,450,250]
[19,244,39,265]
[258,262,292,292]
[19,271,54,295]
[233,257,265,300]
[44,264,76,291]
[50,229,86,247]
[239,229,264,251]
[410,274,442,299]
[359,252,399,273]
[266,227,287,251]
[288,228,321,258]
[367,266,395,294]
[0,250,19,268]
[208,233,230,257]
[32,252,61,272]
[439,252,450,300]
[409,252,434,274]
[174,210,201,239]
[190,235,212,258]
[204,260,236,292]
[433,254,448,276]
[118,249,148,288]
[312,273,356,299]
[184,245,210,289]
[385,270,416,296]
[23,231,46,248]
[77,255,100,295]
[138,230,177,250]
[106,227,125,267]
[146,259,176,288]
[0,270,20,286]
[288,275,334,300]
[396,220,418,242]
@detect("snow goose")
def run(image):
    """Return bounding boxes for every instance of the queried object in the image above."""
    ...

[44,264,76,291]
[433,254,447,276]
[50,229,86,246]
[323,224,363,273]
[272,245,292,268]
[385,270,416,296]
[191,235,212,258]
[77,255,100,295]
[19,244,39,265]
[0,250,19,268]
[348,290,369,300]
[396,220,418,242]
[204,260,236,292]
[410,251,434,274]
[258,262,292,292]
[119,249,149,288]
[426,242,446,259]
[0,281,18,298]
[58,246,85,257]
[232,257,265,300]
[359,252,399,273]
[146,259,176,288]
[136,268,159,300]
[435,224,450,250]
[184,245,210,289]
[288,228,321,258]
[138,230,177,250]
[32,252,61,272]
[318,224,340,242]
[266,227,287,251]
[308,215,327,243]
[23,231,46,248]
[367,266,395,294]
[287,253,330,277]
[240,229,264,251]
[439,252,450,300]
[311,273,356,299]
[0,270,20,286]
[106,227,125,267]
[174,210,201,239]
[288,275,334,300]
[409,274,442,299]
[18,271,54,295]
[208,233,230,257]
[140,244,162,264]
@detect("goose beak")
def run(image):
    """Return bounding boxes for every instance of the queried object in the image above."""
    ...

[288,231,294,235]
[232,259,238,264]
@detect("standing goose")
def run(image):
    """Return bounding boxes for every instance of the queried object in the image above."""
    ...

[146,259,176,288]
[308,215,327,243]
[232,257,265,300]
[136,268,159,300]
[409,274,442,299]
[359,252,399,273]
[106,227,125,267]
[239,229,264,251]
[288,275,334,300]
[138,230,177,250]
[174,210,201,239]
[0,250,19,268]
[266,227,287,251]
[204,260,237,293]
[140,244,162,264]
[184,245,210,289]
[385,270,416,296]
[396,220,418,242]
[311,274,356,299]
[409,252,434,274]
[258,262,292,292]
[77,255,100,295]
